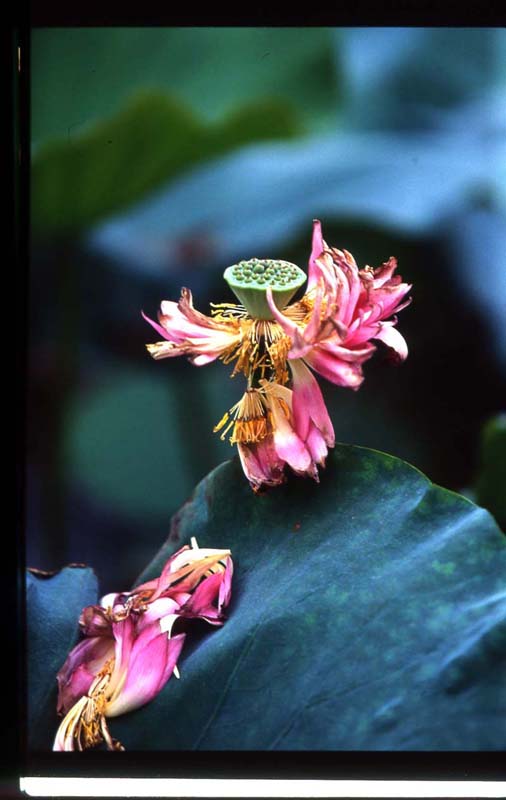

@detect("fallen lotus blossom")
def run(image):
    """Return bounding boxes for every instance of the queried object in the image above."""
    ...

[54,538,233,751]
[144,220,411,491]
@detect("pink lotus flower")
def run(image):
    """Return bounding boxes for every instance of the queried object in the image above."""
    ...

[144,220,411,491]
[54,538,233,751]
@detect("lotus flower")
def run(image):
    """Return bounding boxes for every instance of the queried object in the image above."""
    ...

[144,220,411,491]
[54,538,233,751]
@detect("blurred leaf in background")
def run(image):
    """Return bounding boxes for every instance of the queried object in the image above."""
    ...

[31,27,342,236]
[31,92,301,236]
[31,27,338,148]
[87,27,506,277]
[335,27,506,129]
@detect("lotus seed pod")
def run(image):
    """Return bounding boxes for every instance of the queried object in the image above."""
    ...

[223,258,306,319]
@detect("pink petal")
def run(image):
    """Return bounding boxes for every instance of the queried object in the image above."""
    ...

[218,557,233,610]
[255,436,286,479]
[373,322,409,361]
[270,402,312,473]
[181,572,223,617]
[371,257,400,288]
[177,287,223,330]
[161,291,232,338]
[57,664,95,716]
[107,629,186,717]
[56,636,114,714]
[290,359,334,446]
[266,287,329,362]
[135,596,182,632]
[99,592,121,609]
[146,545,192,601]
[319,340,374,363]
[152,545,230,599]
[304,346,366,390]
[237,440,285,491]
[144,288,241,364]
[109,617,136,693]
[365,284,412,321]
[307,219,326,292]
[141,311,172,341]
[191,353,222,366]
[171,591,192,605]
[79,604,113,637]
[299,282,325,347]
[178,568,231,624]
[338,250,362,327]
[266,287,300,340]
[127,576,158,597]
[306,422,328,465]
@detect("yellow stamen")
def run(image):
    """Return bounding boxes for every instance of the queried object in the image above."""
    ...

[210,302,248,319]
[214,388,270,446]
[283,294,316,326]
[221,318,291,384]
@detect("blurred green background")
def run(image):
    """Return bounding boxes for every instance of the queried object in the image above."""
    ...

[28,28,506,591]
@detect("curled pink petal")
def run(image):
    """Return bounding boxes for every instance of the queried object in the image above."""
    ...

[141,311,172,341]
[373,321,409,361]
[144,288,241,365]
[266,286,300,340]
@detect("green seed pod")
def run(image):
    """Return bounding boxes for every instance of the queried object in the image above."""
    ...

[223,258,306,319]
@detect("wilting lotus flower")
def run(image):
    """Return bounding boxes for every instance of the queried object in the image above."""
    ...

[144,220,411,491]
[54,538,233,751]
[213,379,333,492]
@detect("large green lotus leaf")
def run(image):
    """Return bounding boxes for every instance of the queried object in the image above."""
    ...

[113,445,506,750]
[26,566,98,750]
[476,414,506,533]
[31,91,299,236]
